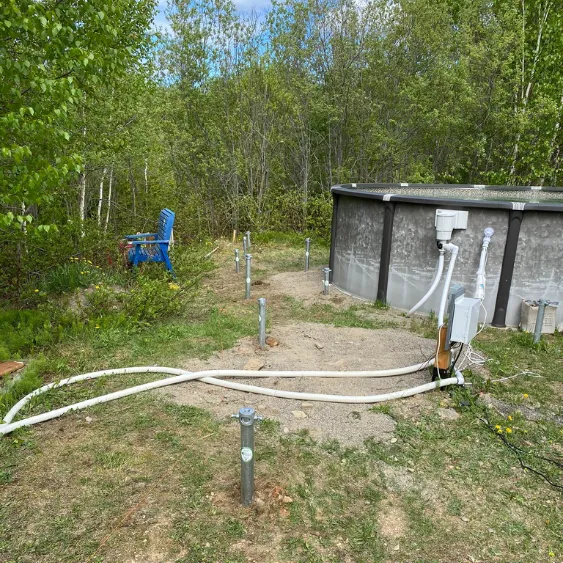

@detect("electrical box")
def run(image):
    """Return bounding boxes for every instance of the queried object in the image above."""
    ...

[435,209,469,241]
[450,297,481,344]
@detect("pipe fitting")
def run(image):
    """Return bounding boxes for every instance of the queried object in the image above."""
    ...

[442,242,459,255]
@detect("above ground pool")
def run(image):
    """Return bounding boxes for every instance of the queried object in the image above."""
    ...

[328,183,563,328]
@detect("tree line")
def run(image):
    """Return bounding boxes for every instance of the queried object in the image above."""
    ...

[1,0,562,295]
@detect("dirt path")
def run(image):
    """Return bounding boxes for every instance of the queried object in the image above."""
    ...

[162,321,436,447]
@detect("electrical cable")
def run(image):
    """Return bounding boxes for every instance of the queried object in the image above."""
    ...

[463,370,542,386]
[450,344,464,373]
[480,417,563,491]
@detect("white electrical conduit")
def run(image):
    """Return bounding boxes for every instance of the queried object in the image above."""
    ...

[0,360,467,436]
[437,243,459,327]
[407,252,445,316]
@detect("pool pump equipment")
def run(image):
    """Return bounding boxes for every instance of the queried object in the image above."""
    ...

[407,210,494,379]
[434,209,468,241]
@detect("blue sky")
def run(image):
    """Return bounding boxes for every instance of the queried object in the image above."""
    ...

[153,0,273,30]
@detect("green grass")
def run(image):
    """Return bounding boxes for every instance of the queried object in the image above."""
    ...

[244,233,330,273]
[0,236,561,562]
[281,297,397,329]
[470,328,562,414]
[35,258,127,295]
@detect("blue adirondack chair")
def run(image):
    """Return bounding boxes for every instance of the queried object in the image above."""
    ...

[125,209,175,274]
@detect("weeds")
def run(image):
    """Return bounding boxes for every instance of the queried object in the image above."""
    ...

[34,257,126,295]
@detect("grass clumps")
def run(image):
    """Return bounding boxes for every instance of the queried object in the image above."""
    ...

[0,360,47,418]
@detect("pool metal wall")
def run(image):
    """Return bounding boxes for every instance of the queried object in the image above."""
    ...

[330,184,563,329]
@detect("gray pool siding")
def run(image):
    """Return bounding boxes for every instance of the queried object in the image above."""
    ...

[330,185,563,328]
[333,196,384,301]
[508,212,563,327]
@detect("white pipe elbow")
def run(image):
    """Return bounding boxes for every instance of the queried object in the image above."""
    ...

[441,242,459,255]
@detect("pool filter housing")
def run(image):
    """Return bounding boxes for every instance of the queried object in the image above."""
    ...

[435,209,468,241]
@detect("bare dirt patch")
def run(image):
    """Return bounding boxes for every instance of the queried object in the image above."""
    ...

[161,322,436,447]
[267,270,357,308]
[378,496,408,539]
[207,253,413,327]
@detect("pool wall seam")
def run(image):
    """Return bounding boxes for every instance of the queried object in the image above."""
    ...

[376,199,396,303]
[328,193,340,283]
[491,210,523,327]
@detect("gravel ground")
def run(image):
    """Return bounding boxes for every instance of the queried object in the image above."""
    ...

[161,322,436,447]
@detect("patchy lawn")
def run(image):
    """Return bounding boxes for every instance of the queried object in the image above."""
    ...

[1,236,561,562]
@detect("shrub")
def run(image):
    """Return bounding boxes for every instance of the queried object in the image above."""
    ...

[0,307,82,358]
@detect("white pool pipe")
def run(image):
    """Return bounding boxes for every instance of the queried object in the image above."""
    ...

[474,228,494,300]
[2,361,436,425]
[0,359,468,436]
[407,252,445,316]
[437,243,459,327]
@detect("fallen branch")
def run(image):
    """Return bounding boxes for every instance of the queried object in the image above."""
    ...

[204,246,219,258]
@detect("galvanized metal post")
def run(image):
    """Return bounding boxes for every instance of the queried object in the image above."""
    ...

[305,238,310,272]
[243,235,247,255]
[234,249,240,273]
[533,299,547,344]
[323,267,331,295]
[258,298,266,348]
[245,254,252,299]
[246,231,251,249]
[231,407,262,506]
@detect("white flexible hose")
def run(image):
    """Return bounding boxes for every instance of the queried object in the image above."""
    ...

[1,370,201,435]
[407,253,445,316]
[437,244,459,327]
[2,362,436,425]
[0,359,464,436]
[198,375,457,403]
[0,369,458,435]
[3,367,187,424]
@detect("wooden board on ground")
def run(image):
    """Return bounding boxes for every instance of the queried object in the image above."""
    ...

[0,361,25,377]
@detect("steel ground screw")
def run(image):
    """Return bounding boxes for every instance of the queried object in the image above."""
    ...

[231,407,262,506]
[234,249,240,273]
[323,267,331,295]
[258,298,266,348]
[533,299,547,344]
[245,254,252,299]
[305,238,310,272]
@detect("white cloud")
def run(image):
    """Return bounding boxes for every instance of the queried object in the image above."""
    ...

[152,1,172,34]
